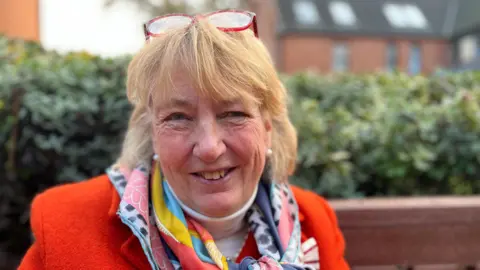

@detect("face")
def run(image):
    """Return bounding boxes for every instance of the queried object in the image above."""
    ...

[151,75,272,218]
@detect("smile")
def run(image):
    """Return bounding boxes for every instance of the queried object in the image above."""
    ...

[192,167,236,182]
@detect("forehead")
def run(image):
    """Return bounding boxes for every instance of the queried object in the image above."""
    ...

[153,87,250,111]
[151,71,260,110]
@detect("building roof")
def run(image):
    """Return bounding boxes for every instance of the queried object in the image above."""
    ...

[452,0,480,38]
[277,0,480,39]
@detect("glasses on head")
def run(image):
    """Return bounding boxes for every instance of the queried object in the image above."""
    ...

[143,9,258,41]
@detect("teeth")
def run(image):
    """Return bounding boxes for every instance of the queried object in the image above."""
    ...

[200,170,226,180]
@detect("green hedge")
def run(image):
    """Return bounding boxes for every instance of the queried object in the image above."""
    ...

[287,72,480,198]
[2,35,480,267]
[0,36,131,268]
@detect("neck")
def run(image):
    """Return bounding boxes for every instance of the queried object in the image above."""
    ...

[165,181,258,240]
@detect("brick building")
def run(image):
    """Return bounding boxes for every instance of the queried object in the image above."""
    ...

[3,0,480,74]
[250,0,480,74]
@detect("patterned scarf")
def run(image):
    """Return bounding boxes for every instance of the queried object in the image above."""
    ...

[107,161,319,270]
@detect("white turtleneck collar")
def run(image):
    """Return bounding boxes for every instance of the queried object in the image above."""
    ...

[165,180,258,240]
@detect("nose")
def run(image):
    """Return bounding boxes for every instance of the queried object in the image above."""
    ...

[192,118,226,163]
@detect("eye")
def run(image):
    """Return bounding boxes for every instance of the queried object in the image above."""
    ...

[220,111,249,118]
[164,112,190,121]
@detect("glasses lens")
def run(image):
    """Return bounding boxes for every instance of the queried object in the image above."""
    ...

[207,11,252,28]
[147,16,192,34]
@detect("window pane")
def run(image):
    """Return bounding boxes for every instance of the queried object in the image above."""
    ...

[293,0,320,25]
[408,43,422,74]
[333,43,349,72]
[329,1,356,27]
[386,43,397,72]
[459,35,477,64]
[383,3,428,29]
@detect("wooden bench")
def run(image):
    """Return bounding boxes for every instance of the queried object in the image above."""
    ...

[329,196,480,269]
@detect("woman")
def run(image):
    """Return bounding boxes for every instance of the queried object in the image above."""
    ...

[19,9,349,270]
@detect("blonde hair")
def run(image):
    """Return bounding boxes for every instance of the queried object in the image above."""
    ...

[117,17,297,181]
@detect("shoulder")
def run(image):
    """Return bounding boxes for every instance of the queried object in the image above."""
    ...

[290,185,339,235]
[290,185,334,221]
[23,175,138,269]
[29,174,116,241]
[27,174,120,264]
[31,174,114,215]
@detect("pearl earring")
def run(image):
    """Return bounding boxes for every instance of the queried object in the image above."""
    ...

[153,154,159,160]
[266,148,273,156]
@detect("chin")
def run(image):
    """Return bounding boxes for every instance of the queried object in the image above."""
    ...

[197,197,240,218]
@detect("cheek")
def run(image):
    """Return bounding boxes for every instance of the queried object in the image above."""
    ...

[226,121,267,163]
[152,125,190,168]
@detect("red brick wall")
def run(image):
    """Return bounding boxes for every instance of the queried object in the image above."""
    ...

[422,40,450,73]
[280,35,333,73]
[280,35,450,74]
[350,38,387,73]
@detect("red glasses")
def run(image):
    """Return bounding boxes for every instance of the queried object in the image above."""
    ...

[143,9,258,41]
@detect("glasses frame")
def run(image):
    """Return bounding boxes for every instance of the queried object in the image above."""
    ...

[143,9,258,41]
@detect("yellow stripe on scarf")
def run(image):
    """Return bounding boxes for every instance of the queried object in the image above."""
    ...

[151,164,194,249]
[188,229,200,239]
[205,240,229,269]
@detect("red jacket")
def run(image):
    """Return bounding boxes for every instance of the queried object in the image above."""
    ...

[19,174,349,270]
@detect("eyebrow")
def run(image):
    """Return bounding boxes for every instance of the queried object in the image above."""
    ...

[156,97,248,111]
[157,97,195,110]
[171,97,194,107]
[217,98,243,108]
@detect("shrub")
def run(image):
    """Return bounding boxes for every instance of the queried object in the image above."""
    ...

[0,35,131,268]
[288,71,480,198]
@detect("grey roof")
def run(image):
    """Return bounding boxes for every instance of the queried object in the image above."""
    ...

[277,0,480,39]
[452,0,480,38]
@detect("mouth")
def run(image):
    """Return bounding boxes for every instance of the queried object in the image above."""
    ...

[191,167,236,183]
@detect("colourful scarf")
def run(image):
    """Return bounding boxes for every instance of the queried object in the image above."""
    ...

[107,161,319,270]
